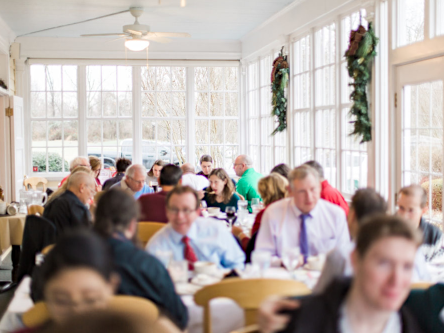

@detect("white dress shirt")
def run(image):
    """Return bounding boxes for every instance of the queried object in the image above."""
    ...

[255,198,351,258]
[181,173,210,191]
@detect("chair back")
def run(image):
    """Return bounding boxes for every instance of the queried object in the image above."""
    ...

[194,278,310,333]
[28,205,44,216]
[24,177,48,191]
[22,296,159,328]
[411,281,434,289]
[137,222,166,247]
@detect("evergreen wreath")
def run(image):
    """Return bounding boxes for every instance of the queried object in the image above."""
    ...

[345,21,379,143]
[271,47,290,135]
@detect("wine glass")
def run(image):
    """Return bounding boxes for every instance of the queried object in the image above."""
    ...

[155,249,173,268]
[225,206,236,229]
[251,250,271,277]
[200,200,208,217]
[251,198,261,215]
[282,247,301,278]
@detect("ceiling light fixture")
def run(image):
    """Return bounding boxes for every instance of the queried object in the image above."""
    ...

[125,38,150,51]
[180,0,186,7]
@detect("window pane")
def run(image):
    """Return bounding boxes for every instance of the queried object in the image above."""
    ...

[46,92,62,118]
[142,120,155,141]
[63,92,78,117]
[398,0,424,46]
[195,93,209,116]
[103,92,117,117]
[209,68,223,91]
[225,120,238,144]
[64,121,78,147]
[87,91,101,117]
[118,66,132,91]
[63,66,77,91]
[172,92,186,117]
[103,120,117,146]
[210,93,223,116]
[225,67,238,91]
[142,92,155,117]
[46,66,61,91]
[157,67,171,91]
[32,121,46,146]
[226,92,238,116]
[172,67,186,90]
[141,67,156,91]
[157,92,171,117]
[196,120,209,144]
[195,67,209,91]
[88,121,102,145]
[48,121,62,144]
[118,92,132,117]
[47,148,65,172]
[102,66,117,91]
[31,92,46,118]
[210,120,224,144]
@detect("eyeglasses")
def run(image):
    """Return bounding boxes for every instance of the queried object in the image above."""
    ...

[167,207,197,215]
[128,176,145,185]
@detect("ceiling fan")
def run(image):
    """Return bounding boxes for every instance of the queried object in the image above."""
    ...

[81,7,191,51]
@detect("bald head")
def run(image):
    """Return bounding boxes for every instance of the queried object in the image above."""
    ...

[70,156,90,172]
[67,171,96,205]
[181,163,195,175]
[234,155,254,177]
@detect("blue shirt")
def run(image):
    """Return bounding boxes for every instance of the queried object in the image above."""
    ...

[146,217,245,269]
[111,179,153,200]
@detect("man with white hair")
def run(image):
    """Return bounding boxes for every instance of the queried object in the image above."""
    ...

[180,163,209,191]
[44,171,95,236]
[58,156,91,188]
[233,154,263,212]
[256,165,350,262]
[111,164,153,199]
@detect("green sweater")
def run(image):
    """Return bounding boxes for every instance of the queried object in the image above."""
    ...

[235,168,263,212]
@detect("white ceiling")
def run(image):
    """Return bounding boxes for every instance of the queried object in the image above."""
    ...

[0,0,295,40]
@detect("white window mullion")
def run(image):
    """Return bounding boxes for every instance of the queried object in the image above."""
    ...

[309,28,316,162]
[133,66,142,164]
[335,16,342,191]
[78,65,87,157]
[187,67,195,166]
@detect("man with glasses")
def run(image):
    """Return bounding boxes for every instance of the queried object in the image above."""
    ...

[58,156,91,188]
[146,186,245,270]
[233,154,263,212]
[111,164,153,199]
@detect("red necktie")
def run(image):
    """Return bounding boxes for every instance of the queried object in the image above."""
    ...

[182,236,198,270]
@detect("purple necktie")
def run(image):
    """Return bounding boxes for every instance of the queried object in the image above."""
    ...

[300,214,310,264]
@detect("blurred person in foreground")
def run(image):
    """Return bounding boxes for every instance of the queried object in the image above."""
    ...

[103,158,132,191]
[234,154,263,212]
[93,189,188,330]
[146,159,167,185]
[232,173,288,250]
[138,164,183,223]
[58,156,91,188]
[259,215,424,333]
[304,160,349,216]
[314,188,430,294]
[146,186,245,270]
[44,171,95,236]
[255,165,349,263]
[111,164,153,199]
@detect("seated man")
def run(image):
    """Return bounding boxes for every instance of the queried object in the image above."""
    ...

[111,164,153,199]
[103,158,132,191]
[304,160,349,215]
[93,189,188,330]
[314,188,430,294]
[180,163,209,191]
[58,156,91,187]
[44,171,94,236]
[397,184,444,264]
[260,215,423,333]
[138,164,183,223]
[256,165,350,262]
[234,154,263,212]
[146,186,245,270]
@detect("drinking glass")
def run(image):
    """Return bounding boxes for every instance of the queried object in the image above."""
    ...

[151,181,158,193]
[225,206,236,229]
[282,247,301,278]
[168,260,188,284]
[155,249,173,268]
[237,200,248,224]
[251,250,271,277]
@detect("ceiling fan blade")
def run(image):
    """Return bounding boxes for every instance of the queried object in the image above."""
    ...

[104,36,128,44]
[127,29,143,36]
[146,32,191,38]
[143,36,172,43]
[81,33,127,37]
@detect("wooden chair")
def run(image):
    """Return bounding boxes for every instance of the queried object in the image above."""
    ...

[231,325,259,333]
[138,222,166,247]
[23,177,48,192]
[194,278,311,333]
[27,205,44,216]
[411,281,434,289]
[22,295,159,328]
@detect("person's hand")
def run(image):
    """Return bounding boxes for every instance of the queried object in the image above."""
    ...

[95,184,102,192]
[236,192,245,200]
[258,296,300,333]
[231,225,243,237]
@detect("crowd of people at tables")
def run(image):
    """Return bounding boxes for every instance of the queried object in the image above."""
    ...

[15,153,444,332]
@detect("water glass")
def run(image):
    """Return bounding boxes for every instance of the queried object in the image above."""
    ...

[282,247,301,277]
[155,249,173,268]
[201,200,208,213]
[251,250,271,277]
[168,260,188,283]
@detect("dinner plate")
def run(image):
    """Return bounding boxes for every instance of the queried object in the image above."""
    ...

[175,283,202,295]
[303,264,322,271]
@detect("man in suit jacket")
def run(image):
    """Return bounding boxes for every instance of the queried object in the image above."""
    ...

[44,171,94,236]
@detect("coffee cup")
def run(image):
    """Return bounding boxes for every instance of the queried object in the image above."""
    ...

[307,255,325,271]
[0,201,6,215]
[6,204,18,216]
[207,207,220,216]
[194,261,217,275]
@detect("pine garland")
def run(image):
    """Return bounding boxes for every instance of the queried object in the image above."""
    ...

[345,22,379,143]
[271,47,290,135]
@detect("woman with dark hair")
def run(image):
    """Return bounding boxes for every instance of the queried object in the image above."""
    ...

[197,155,213,179]
[203,168,240,211]
[270,163,291,180]
[26,230,119,331]
[146,160,167,185]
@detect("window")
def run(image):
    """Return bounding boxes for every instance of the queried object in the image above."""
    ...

[396,0,425,47]
[141,66,187,167]
[433,0,444,37]
[341,11,368,194]
[247,62,260,168]
[30,65,78,173]
[194,67,239,171]
[259,56,274,173]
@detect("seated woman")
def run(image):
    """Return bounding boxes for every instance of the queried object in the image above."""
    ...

[233,172,288,250]
[203,168,240,212]
[25,230,118,331]
[146,160,166,185]
[89,156,102,191]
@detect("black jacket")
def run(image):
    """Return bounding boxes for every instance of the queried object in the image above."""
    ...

[43,190,91,237]
[107,237,188,330]
[103,172,125,191]
[280,278,424,333]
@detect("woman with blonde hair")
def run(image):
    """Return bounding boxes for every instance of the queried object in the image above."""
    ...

[89,156,102,191]
[233,172,289,250]
[203,168,240,211]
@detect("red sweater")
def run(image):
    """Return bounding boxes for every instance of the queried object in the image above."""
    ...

[321,180,349,216]
[137,191,169,223]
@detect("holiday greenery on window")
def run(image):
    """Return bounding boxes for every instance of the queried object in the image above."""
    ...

[270,47,290,135]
